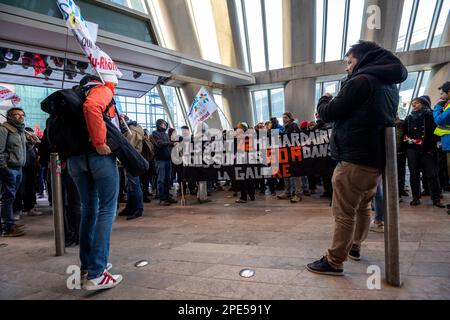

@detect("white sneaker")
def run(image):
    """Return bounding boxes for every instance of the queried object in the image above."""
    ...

[83,271,122,291]
[13,214,20,221]
[370,221,384,233]
[25,209,44,216]
[81,263,113,281]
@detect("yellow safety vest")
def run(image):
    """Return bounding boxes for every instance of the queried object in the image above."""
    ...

[434,102,450,137]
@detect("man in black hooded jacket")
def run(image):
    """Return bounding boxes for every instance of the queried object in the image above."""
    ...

[152,119,177,206]
[306,41,408,276]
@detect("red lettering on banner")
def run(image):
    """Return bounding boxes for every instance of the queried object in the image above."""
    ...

[279,148,289,164]
[245,138,252,152]
[100,57,105,69]
[282,164,291,178]
[291,146,302,162]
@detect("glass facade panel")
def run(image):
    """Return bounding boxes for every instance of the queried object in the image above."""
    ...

[316,0,325,63]
[345,0,365,53]
[398,72,419,119]
[409,0,437,51]
[270,88,285,118]
[253,90,269,124]
[244,0,266,72]
[252,88,285,124]
[264,0,283,70]
[396,0,414,51]
[0,0,155,43]
[432,0,450,48]
[325,0,346,61]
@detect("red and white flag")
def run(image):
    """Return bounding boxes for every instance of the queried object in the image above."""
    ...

[0,86,21,107]
[57,0,122,79]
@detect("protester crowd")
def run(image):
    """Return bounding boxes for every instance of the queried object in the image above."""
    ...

[0,40,449,288]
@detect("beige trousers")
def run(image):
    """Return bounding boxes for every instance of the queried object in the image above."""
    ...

[326,161,381,269]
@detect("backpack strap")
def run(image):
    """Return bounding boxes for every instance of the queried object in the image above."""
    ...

[2,122,17,134]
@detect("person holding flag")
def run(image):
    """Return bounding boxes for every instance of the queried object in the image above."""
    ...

[57,0,123,290]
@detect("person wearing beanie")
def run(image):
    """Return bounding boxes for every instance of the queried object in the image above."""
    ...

[152,119,177,206]
[405,96,444,208]
[412,95,431,109]
[67,72,123,290]
[300,120,309,131]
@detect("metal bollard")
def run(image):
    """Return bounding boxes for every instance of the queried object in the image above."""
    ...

[50,153,65,256]
[383,127,401,287]
[198,181,208,202]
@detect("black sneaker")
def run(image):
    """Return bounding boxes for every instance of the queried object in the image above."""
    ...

[348,249,361,261]
[410,199,421,206]
[400,190,409,197]
[1,225,25,237]
[118,208,131,216]
[167,198,177,204]
[143,197,151,203]
[433,200,445,208]
[126,209,143,220]
[306,256,344,276]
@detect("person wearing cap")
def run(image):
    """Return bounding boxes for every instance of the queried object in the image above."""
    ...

[433,82,450,193]
[404,95,444,208]
[67,72,123,290]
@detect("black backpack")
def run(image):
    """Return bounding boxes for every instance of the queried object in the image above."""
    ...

[41,76,149,177]
[41,83,94,157]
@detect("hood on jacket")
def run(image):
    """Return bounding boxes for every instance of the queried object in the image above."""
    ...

[351,48,408,85]
[156,119,167,132]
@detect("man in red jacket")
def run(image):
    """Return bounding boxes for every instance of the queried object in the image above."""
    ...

[67,73,122,291]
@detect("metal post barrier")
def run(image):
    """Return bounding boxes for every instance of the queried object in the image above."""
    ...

[198,181,208,202]
[383,127,401,287]
[50,153,65,256]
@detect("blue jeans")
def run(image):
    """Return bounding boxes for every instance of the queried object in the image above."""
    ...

[373,181,384,222]
[68,153,119,280]
[0,167,22,230]
[125,170,143,212]
[156,160,171,201]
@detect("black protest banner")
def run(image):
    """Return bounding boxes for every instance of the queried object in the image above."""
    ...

[174,128,337,181]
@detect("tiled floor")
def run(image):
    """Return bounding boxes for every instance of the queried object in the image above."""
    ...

[0,190,449,300]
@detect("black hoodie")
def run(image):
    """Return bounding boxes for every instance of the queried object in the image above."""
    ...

[152,119,172,161]
[317,48,408,169]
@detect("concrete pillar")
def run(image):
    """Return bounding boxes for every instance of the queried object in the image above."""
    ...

[361,0,404,52]
[152,0,202,58]
[222,87,253,127]
[282,0,316,122]
[282,0,316,67]
[284,78,316,122]
[218,0,252,128]
[211,0,243,69]
[182,83,223,131]
[425,11,450,104]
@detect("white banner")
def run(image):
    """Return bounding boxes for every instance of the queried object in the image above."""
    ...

[187,87,218,128]
[0,86,20,107]
[56,0,122,78]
